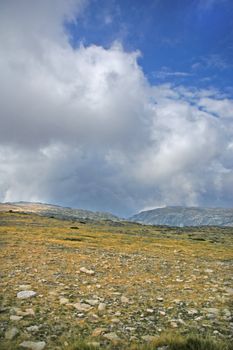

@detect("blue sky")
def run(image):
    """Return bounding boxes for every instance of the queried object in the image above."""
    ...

[0,0,233,215]
[67,0,233,92]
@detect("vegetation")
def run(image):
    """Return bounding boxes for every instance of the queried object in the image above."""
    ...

[0,212,232,349]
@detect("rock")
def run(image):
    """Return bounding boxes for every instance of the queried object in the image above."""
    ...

[19,285,32,290]
[86,299,99,306]
[98,303,106,312]
[73,303,92,312]
[92,327,106,337]
[187,308,198,315]
[19,341,46,350]
[10,315,23,321]
[159,311,166,316]
[224,287,233,295]
[121,296,129,303]
[223,309,231,317]
[16,308,35,317]
[5,327,19,340]
[156,297,164,302]
[205,308,219,315]
[103,332,120,342]
[26,325,39,332]
[111,318,120,323]
[170,321,178,328]
[142,335,157,342]
[17,291,37,299]
[87,342,100,348]
[59,297,69,305]
[0,307,8,313]
[80,267,95,275]
[146,308,154,314]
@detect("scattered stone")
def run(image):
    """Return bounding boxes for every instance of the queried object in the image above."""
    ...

[223,309,231,317]
[98,303,106,312]
[0,307,8,313]
[170,321,178,328]
[157,297,164,302]
[19,285,32,290]
[16,308,35,317]
[146,308,154,314]
[142,335,157,342]
[19,341,46,350]
[225,287,233,295]
[17,291,37,299]
[26,325,39,332]
[73,303,92,312]
[187,308,198,315]
[10,315,23,321]
[92,327,106,337]
[111,318,120,323]
[159,311,166,316]
[86,299,99,306]
[80,267,95,275]
[59,297,69,305]
[121,296,129,303]
[87,342,100,348]
[5,327,19,340]
[103,332,120,342]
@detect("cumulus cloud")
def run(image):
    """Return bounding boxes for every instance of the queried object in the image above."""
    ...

[0,0,233,216]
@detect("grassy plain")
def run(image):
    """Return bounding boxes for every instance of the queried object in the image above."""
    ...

[0,212,232,349]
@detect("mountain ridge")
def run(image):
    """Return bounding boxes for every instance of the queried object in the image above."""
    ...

[1,202,233,226]
[129,206,233,227]
[0,201,120,222]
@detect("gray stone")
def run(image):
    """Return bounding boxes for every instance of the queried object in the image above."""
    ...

[73,302,92,312]
[98,303,106,312]
[80,267,95,275]
[157,297,164,302]
[142,335,157,342]
[17,291,37,299]
[59,297,69,305]
[10,315,23,321]
[103,332,120,342]
[19,341,46,350]
[121,296,129,303]
[86,299,99,306]
[19,285,32,290]
[26,325,39,332]
[5,327,19,340]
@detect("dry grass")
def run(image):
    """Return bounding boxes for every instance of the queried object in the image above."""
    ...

[0,212,232,349]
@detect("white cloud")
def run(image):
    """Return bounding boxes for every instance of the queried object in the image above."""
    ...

[0,0,233,216]
[199,98,233,119]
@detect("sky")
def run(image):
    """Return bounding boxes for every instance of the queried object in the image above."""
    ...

[0,0,233,217]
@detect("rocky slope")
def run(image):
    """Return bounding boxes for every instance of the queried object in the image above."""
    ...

[0,212,232,349]
[0,202,120,222]
[129,206,233,227]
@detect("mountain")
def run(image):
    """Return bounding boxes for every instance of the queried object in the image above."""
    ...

[0,202,120,222]
[129,206,233,227]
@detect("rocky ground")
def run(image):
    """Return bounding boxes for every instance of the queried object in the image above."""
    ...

[0,212,232,349]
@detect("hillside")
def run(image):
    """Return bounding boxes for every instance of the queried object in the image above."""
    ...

[0,211,232,349]
[129,206,233,227]
[0,202,120,222]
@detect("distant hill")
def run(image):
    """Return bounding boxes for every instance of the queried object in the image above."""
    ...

[0,202,120,222]
[129,206,233,227]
